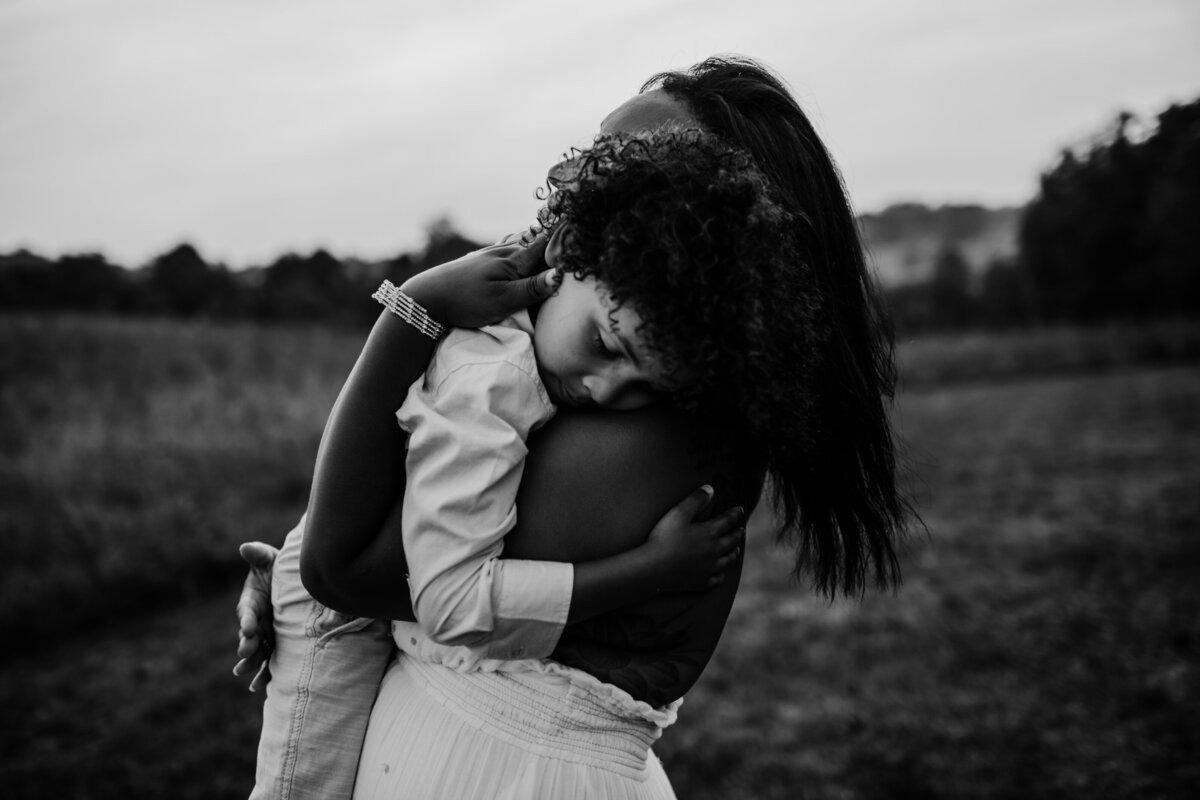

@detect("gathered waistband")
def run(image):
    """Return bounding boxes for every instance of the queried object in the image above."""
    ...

[400,656,669,778]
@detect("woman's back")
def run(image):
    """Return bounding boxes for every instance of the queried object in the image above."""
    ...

[505,406,764,705]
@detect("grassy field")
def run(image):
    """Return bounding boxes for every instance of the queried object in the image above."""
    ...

[1,315,1198,798]
[0,315,358,648]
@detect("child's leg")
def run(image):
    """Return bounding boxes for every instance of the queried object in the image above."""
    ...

[250,518,394,800]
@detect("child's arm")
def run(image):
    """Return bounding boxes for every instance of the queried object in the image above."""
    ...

[398,349,562,658]
[566,485,743,623]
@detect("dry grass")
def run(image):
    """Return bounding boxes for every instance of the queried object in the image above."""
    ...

[1,315,1197,798]
[662,365,1200,799]
[897,318,1200,387]
[0,315,359,647]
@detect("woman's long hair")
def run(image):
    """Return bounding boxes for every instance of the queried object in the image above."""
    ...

[646,56,911,597]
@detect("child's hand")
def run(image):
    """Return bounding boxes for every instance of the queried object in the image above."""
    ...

[233,542,278,692]
[401,235,560,329]
[643,485,745,593]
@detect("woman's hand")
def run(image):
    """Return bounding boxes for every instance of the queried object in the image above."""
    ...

[402,235,559,329]
[642,486,745,593]
[233,542,278,692]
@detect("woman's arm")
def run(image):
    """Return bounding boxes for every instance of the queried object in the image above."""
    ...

[297,311,430,614]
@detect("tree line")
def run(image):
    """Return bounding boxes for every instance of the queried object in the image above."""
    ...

[888,95,1200,333]
[0,219,482,328]
[3,96,1198,333]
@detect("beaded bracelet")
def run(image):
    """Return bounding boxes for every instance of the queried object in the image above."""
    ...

[371,280,446,340]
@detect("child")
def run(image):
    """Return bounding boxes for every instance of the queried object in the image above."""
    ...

[249,127,811,799]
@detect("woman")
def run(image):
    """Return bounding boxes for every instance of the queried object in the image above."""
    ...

[236,56,906,797]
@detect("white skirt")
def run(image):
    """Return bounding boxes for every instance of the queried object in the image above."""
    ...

[352,656,678,799]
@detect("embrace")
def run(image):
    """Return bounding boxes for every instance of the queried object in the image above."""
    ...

[233,55,909,799]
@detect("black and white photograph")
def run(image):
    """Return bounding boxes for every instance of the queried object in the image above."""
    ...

[2,1,1197,798]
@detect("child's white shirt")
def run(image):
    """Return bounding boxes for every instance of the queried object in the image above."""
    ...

[394,309,572,669]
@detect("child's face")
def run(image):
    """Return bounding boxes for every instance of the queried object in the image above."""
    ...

[533,273,672,411]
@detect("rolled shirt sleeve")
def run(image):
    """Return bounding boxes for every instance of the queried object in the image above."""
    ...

[397,324,570,660]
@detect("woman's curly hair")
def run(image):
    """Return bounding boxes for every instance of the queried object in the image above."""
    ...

[535,129,832,518]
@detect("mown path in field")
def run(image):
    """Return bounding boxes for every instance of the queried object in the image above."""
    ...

[0,582,265,798]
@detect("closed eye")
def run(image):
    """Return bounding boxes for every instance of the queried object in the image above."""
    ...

[592,329,620,359]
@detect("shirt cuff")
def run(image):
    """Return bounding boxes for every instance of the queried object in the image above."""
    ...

[486,559,573,660]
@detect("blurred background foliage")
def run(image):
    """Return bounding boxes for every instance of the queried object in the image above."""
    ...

[0,217,482,327]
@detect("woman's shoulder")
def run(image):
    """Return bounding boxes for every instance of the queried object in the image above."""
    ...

[512,406,763,559]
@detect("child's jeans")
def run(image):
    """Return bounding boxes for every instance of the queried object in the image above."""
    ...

[250,520,394,800]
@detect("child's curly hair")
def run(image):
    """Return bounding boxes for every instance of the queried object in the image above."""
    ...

[536,129,831,523]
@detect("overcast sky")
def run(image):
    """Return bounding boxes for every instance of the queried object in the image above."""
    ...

[2,0,1197,267]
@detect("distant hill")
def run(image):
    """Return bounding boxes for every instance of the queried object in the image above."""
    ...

[858,203,1022,286]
